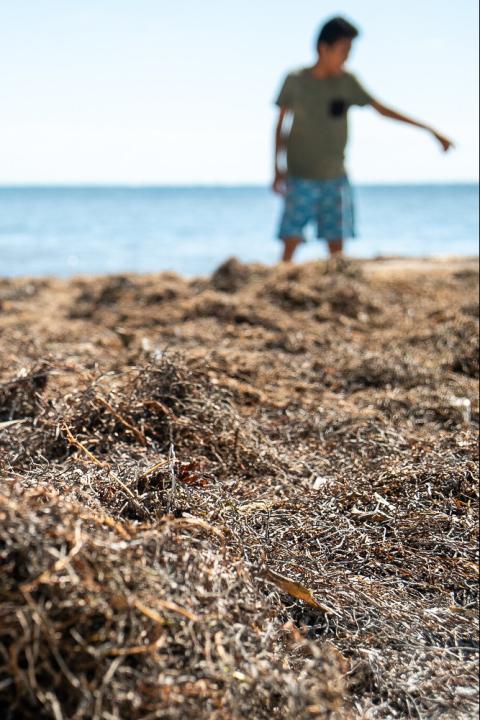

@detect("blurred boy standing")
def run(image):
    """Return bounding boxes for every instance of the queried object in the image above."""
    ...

[273,16,453,261]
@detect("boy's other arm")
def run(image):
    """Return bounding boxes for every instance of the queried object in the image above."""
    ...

[273,107,290,195]
[370,100,454,152]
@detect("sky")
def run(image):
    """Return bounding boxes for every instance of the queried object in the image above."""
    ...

[0,0,478,185]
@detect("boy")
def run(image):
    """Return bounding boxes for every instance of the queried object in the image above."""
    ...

[273,16,453,262]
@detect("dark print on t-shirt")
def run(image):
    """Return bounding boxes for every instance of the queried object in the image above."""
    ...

[329,99,347,117]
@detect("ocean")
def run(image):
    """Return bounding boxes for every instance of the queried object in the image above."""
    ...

[0,184,477,277]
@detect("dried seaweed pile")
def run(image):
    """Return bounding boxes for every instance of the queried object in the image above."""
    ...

[0,256,478,719]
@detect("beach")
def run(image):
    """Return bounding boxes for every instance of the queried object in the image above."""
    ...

[1,255,478,718]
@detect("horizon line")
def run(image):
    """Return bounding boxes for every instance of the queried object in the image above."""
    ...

[0,180,478,189]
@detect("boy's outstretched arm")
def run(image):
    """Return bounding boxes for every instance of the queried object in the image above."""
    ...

[273,107,289,194]
[371,100,454,151]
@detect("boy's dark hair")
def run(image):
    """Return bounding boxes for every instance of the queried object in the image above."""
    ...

[317,16,359,47]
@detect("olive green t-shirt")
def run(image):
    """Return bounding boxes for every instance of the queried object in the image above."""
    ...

[275,69,373,180]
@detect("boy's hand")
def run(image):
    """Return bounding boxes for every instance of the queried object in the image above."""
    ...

[432,131,454,152]
[371,101,454,153]
[272,171,287,195]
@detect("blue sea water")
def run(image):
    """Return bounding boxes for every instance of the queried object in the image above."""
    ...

[0,184,477,278]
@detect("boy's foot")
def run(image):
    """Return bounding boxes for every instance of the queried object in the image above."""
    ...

[324,255,362,278]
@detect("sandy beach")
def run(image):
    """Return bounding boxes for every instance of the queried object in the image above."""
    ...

[1,255,478,719]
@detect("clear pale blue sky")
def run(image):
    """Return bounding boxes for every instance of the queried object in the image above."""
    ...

[1,0,478,184]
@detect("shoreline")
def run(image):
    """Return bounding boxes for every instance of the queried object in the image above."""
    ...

[0,253,477,284]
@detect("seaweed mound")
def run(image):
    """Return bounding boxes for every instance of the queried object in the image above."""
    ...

[0,483,347,720]
[0,257,478,719]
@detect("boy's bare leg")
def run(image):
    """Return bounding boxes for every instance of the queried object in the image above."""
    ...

[281,236,302,262]
[327,239,343,256]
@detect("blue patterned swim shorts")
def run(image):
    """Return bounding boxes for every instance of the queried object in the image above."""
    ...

[278,176,355,241]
